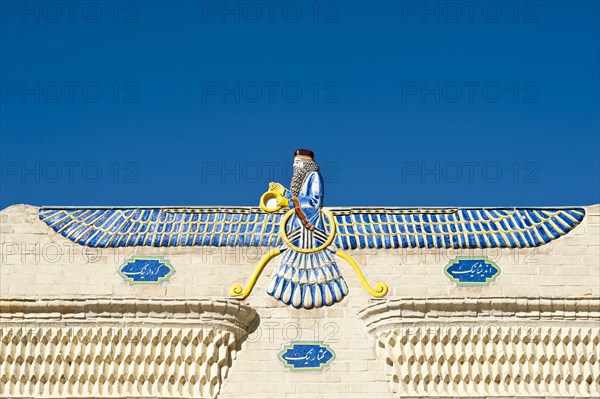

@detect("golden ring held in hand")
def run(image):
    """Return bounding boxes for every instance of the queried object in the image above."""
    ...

[260,190,284,213]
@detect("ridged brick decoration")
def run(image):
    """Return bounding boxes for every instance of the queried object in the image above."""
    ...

[359,297,600,397]
[0,298,258,398]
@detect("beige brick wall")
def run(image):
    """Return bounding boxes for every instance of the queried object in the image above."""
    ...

[1,204,598,398]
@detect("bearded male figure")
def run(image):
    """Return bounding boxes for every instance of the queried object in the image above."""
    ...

[265,149,349,308]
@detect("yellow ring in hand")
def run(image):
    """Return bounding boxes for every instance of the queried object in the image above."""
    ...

[260,190,283,213]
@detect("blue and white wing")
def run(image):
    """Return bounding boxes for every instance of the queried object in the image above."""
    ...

[39,207,283,248]
[330,208,585,249]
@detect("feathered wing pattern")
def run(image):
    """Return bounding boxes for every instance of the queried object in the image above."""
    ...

[39,208,283,248]
[39,207,585,249]
[330,208,585,249]
[266,249,349,309]
[39,206,585,309]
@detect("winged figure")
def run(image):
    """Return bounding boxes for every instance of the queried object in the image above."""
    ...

[39,149,585,309]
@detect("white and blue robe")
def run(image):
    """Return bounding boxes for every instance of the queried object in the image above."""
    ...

[266,171,349,308]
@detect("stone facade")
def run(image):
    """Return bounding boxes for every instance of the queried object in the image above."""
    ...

[1,298,257,398]
[360,297,599,397]
[1,204,599,398]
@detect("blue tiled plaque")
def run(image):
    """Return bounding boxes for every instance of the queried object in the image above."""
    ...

[444,256,500,286]
[118,256,174,284]
[278,341,335,371]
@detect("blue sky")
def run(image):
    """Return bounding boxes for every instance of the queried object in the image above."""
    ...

[1,1,598,208]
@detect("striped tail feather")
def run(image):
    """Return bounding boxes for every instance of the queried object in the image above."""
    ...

[266,249,349,309]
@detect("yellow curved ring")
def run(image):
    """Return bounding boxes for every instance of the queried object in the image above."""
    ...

[260,190,283,213]
[280,209,337,253]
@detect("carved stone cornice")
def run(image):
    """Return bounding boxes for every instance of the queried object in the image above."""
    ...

[0,297,259,398]
[0,297,258,331]
[359,296,600,334]
[359,297,600,397]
